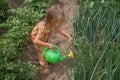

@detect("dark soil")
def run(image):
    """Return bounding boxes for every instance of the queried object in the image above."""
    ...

[0,27,8,36]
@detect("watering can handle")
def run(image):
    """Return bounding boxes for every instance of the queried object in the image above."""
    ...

[43,46,62,55]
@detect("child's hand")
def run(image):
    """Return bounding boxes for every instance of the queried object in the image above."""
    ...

[68,37,73,45]
[47,43,53,49]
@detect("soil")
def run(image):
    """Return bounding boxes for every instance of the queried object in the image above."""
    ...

[27,0,79,80]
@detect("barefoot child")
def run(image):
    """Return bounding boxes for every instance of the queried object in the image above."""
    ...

[31,4,72,73]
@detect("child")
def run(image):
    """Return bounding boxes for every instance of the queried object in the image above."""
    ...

[31,4,72,73]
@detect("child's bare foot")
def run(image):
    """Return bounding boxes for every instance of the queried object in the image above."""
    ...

[41,67,50,74]
[43,68,50,73]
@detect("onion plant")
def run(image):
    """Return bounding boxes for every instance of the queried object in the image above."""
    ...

[68,1,120,80]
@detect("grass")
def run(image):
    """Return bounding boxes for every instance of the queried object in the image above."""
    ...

[67,1,120,80]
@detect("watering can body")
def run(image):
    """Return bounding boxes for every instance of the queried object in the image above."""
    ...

[44,46,67,63]
[44,46,74,64]
[44,49,61,63]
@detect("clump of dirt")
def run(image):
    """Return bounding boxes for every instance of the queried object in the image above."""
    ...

[9,0,24,8]
[0,27,8,36]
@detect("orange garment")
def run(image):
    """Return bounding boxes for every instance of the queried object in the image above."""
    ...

[31,23,51,66]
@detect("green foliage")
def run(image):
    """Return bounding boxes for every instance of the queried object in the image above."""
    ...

[0,0,10,23]
[0,60,38,80]
[71,1,120,80]
[23,0,51,16]
[7,8,41,26]
[0,0,52,80]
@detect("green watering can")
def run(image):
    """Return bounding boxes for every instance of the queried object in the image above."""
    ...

[44,46,74,64]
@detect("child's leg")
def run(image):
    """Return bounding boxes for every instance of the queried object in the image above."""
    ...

[36,49,50,73]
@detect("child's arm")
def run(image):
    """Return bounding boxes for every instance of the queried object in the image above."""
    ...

[33,31,53,48]
[57,27,70,38]
[31,26,38,40]
[56,27,72,44]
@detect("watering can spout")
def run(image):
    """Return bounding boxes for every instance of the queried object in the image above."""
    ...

[59,50,74,62]
[68,50,74,59]
[60,56,68,62]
